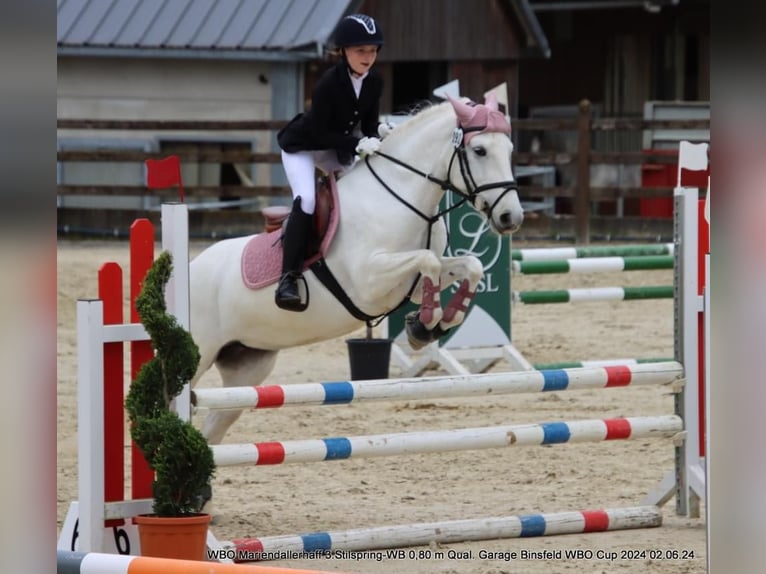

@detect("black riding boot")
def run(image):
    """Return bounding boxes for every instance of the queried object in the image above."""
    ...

[275,197,313,311]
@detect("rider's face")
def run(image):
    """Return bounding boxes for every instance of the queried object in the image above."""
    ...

[344,45,378,76]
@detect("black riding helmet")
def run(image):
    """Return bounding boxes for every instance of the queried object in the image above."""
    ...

[333,14,384,49]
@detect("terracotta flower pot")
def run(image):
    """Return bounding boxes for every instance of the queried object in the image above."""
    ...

[134,513,211,561]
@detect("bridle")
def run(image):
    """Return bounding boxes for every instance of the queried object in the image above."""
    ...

[364,124,519,248]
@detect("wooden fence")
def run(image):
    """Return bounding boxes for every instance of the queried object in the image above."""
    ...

[57,101,709,243]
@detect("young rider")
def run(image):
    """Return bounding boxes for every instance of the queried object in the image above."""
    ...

[275,14,392,311]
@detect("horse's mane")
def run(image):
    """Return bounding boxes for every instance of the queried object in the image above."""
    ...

[379,100,451,146]
[343,100,451,176]
[396,100,449,127]
[400,99,438,117]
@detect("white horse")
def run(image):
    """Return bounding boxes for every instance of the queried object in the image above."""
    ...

[189,94,523,445]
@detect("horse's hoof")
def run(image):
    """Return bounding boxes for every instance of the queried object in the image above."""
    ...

[405,312,447,350]
[203,503,223,525]
[405,312,430,350]
[406,334,427,351]
[196,483,223,523]
[196,482,213,513]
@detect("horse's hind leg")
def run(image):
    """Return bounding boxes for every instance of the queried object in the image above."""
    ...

[201,343,278,444]
[199,344,277,519]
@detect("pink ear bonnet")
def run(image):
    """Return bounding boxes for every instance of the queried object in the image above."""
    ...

[447,93,512,144]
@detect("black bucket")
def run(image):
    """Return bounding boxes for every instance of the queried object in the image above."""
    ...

[346,338,393,380]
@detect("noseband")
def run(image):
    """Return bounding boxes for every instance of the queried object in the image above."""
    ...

[366,125,518,227]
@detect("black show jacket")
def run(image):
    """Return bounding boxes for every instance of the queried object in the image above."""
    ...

[278,59,383,165]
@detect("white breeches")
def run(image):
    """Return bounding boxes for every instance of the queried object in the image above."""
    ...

[281,150,346,215]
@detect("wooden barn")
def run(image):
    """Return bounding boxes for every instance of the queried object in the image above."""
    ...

[520,0,709,117]
[348,0,550,114]
[516,0,710,217]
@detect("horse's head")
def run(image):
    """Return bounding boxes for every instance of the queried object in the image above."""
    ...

[445,94,524,234]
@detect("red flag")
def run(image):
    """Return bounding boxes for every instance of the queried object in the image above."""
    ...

[145,155,185,202]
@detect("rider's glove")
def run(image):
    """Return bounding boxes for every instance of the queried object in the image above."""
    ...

[356,136,382,158]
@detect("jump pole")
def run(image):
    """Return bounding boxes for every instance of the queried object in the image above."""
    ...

[211,416,682,467]
[513,285,673,304]
[512,254,673,274]
[511,243,674,261]
[532,357,673,370]
[56,550,345,574]
[193,361,683,411]
[224,506,662,561]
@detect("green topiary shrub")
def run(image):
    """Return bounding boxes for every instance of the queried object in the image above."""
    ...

[125,251,215,516]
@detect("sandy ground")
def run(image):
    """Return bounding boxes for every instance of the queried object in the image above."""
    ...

[57,239,706,574]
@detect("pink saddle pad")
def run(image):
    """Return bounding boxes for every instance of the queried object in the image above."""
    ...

[241,182,340,290]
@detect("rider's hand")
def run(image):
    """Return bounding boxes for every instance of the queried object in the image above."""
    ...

[356,136,382,158]
[377,122,395,139]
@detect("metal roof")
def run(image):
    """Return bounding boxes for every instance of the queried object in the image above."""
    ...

[57,0,357,60]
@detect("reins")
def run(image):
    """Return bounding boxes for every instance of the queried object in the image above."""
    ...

[364,152,467,250]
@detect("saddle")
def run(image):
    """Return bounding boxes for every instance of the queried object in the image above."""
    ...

[241,175,339,290]
[262,177,334,256]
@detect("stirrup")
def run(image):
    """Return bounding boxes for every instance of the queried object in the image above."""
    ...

[275,272,309,312]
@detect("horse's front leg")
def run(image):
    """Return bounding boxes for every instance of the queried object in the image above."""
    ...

[401,254,483,350]
[437,255,484,330]
[360,249,444,329]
